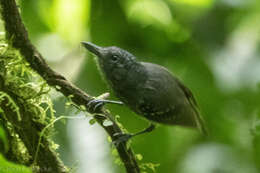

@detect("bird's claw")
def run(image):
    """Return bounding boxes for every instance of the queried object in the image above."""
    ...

[87,99,105,112]
[112,133,133,146]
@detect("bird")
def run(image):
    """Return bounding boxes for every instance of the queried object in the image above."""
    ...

[81,41,208,143]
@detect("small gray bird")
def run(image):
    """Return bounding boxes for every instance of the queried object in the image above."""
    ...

[82,42,208,143]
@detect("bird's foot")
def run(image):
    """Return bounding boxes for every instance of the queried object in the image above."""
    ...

[112,133,133,146]
[87,99,105,113]
[87,99,124,113]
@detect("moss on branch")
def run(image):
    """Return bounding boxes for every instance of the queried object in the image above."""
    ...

[0,0,140,172]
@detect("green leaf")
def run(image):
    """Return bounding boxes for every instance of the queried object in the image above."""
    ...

[136,154,143,161]
[89,118,96,125]
[0,126,8,153]
[0,154,32,173]
[102,119,113,127]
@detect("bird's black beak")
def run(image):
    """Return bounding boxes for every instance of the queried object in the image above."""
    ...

[81,41,103,57]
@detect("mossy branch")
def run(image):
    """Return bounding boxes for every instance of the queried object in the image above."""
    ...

[0,0,140,173]
[0,74,68,173]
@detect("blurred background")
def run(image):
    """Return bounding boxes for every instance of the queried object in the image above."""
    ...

[18,0,260,172]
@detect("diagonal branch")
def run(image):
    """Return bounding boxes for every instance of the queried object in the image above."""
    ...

[0,0,139,173]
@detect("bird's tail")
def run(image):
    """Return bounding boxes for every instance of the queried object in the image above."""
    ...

[185,94,209,136]
[192,104,209,136]
[176,79,209,136]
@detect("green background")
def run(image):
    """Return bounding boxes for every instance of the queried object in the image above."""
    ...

[7,0,260,172]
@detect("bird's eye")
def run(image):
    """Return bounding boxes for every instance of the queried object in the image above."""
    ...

[111,55,119,62]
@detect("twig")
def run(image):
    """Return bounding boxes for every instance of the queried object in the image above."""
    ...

[0,0,140,172]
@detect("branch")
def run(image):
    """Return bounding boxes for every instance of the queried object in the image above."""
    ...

[0,0,139,172]
[0,75,68,173]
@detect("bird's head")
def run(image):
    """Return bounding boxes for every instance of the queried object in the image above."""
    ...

[82,42,137,81]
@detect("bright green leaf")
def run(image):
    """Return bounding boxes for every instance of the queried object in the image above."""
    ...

[0,126,8,153]
[0,154,32,173]
[89,118,96,125]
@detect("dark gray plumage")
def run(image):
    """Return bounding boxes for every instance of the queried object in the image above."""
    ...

[82,42,208,136]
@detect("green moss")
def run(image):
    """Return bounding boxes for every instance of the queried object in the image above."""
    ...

[0,39,56,165]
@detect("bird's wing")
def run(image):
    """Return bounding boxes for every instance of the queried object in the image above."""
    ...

[176,79,198,107]
[176,79,208,136]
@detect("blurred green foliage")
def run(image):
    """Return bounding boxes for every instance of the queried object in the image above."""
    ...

[0,124,31,173]
[0,154,32,173]
[15,0,260,172]
[0,125,8,153]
